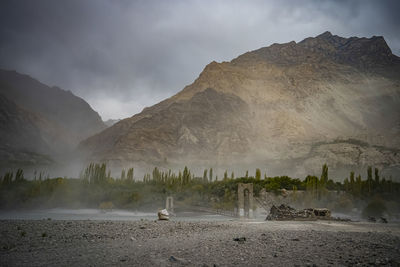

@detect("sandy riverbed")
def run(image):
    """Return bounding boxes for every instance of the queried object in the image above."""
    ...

[1,219,399,266]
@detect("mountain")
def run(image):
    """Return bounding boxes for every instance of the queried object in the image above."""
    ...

[0,93,54,168]
[104,119,121,127]
[0,70,106,169]
[79,32,400,178]
[0,70,106,142]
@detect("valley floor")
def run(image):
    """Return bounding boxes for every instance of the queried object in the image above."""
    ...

[1,219,400,266]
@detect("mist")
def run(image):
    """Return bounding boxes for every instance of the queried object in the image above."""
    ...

[1,0,400,120]
[1,1,400,265]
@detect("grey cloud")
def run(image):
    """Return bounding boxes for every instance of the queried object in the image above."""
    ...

[0,0,399,119]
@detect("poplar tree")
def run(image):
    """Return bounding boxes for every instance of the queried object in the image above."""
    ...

[121,169,126,180]
[255,168,261,180]
[367,166,373,195]
[223,170,228,180]
[127,168,134,182]
[350,171,355,193]
[374,168,380,185]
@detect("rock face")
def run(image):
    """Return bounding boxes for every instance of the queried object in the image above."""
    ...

[0,70,106,169]
[0,70,106,141]
[266,204,331,221]
[80,32,400,177]
[0,94,54,168]
[104,119,120,127]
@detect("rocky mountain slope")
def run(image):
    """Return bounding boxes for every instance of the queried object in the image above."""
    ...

[0,94,54,168]
[104,119,121,127]
[0,70,106,142]
[80,32,400,178]
[0,70,106,169]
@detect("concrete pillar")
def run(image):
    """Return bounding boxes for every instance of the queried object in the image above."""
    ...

[238,183,244,218]
[238,183,254,219]
[249,183,253,219]
[166,196,174,212]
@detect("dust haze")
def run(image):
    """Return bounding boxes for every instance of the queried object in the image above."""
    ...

[1,1,400,266]
[1,0,400,120]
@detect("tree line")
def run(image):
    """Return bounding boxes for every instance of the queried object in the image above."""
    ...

[0,164,399,210]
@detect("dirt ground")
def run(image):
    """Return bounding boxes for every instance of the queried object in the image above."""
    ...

[1,219,400,266]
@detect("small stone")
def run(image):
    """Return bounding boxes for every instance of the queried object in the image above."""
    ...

[169,255,188,263]
[233,237,246,243]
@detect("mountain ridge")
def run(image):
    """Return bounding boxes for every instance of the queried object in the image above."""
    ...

[0,69,106,142]
[79,32,400,178]
[0,69,107,170]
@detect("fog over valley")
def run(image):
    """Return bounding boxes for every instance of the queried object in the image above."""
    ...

[1,1,400,266]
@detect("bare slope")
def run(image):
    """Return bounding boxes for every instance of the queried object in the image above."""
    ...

[0,70,106,169]
[80,32,400,177]
[0,94,55,168]
[0,70,106,143]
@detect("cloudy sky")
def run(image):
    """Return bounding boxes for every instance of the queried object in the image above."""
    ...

[1,0,399,120]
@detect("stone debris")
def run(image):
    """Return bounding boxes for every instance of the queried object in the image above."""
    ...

[169,256,178,262]
[266,204,331,221]
[368,216,389,223]
[380,217,388,223]
[158,209,170,220]
[233,237,246,243]
[1,220,399,266]
[169,255,188,264]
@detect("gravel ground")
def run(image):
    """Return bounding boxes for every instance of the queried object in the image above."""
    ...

[1,219,400,266]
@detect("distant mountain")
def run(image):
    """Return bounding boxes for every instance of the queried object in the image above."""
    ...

[80,32,400,178]
[0,70,106,169]
[0,93,54,168]
[0,70,106,141]
[104,119,121,127]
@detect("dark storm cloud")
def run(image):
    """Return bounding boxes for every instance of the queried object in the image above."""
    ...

[0,0,399,119]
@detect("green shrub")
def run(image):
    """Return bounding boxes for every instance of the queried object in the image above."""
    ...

[99,201,114,210]
[333,194,354,212]
[362,198,387,218]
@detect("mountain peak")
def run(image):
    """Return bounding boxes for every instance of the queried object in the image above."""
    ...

[316,31,333,38]
[79,32,400,177]
[0,69,106,142]
[312,32,392,55]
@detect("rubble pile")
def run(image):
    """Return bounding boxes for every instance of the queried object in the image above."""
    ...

[266,204,331,221]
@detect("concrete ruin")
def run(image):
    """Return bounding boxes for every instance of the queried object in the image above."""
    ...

[266,204,331,221]
[238,183,254,218]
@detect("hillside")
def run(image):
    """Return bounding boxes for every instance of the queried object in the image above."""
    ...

[0,70,106,169]
[0,94,55,168]
[79,32,400,178]
[0,70,106,143]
